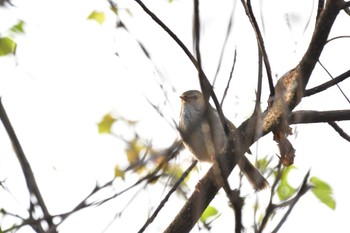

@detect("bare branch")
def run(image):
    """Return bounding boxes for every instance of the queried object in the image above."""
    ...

[319,61,349,103]
[271,171,311,233]
[221,49,237,107]
[193,0,202,68]
[241,0,274,96]
[47,140,183,233]
[304,69,350,97]
[138,160,197,233]
[213,3,237,86]
[255,46,263,112]
[289,109,350,124]
[257,163,283,233]
[133,0,230,137]
[0,98,54,232]
[328,121,350,142]
[297,0,344,90]
[229,190,244,233]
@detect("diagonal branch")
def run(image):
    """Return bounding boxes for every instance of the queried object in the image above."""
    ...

[138,160,198,233]
[133,0,229,136]
[221,49,237,107]
[241,0,274,96]
[304,69,350,97]
[271,171,311,233]
[213,3,237,86]
[0,98,54,232]
[328,121,350,142]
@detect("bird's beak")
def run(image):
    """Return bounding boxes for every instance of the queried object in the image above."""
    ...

[180,95,186,101]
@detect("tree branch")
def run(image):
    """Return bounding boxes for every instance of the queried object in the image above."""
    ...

[213,3,237,86]
[138,160,197,233]
[304,69,350,97]
[328,121,350,142]
[289,110,350,124]
[271,171,311,233]
[193,0,202,68]
[0,98,54,232]
[241,0,274,96]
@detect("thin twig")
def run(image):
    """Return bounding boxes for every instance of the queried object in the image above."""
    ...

[320,61,350,103]
[304,69,350,97]
[326,35,350,45]
[137,160,198,233]
[271,171,311,233]
[213,2,237,86]
[221,48,237,107]
[257,162,282,233]
[255,45,263,112]
[96,141,182,207]
[48,140,183,233]
[133,0,230,136]
[328,121,350,142]
[241,0,274,96]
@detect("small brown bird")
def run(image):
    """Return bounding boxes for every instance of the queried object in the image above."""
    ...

[179,90,268,191]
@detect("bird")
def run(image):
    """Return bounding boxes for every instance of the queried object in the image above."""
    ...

[178,90,268,191]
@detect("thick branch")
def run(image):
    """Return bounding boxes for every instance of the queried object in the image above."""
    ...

[289,110,350,124]
[299,0,345,89]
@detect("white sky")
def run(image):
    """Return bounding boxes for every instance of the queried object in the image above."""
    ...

[1,0,350,232]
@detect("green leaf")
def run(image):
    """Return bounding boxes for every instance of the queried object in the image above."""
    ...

[310,176,336,210]
[276,166,297,201]
[256,155,272,173]
[0,37,16,56]
[10,20,25,34]
[87,11,106,25]
[97,113,116,134]
[200,206,219,223]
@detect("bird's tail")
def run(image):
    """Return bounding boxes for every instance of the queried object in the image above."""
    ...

[238,156,269,191]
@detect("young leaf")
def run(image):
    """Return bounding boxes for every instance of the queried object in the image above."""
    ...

[277,166,297,201]
[97,113,116,134]
[87,11,106,25]
[0,37,16,56]
[10,20,25,34]
[200,206,219,223]
[310,176,336,210]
